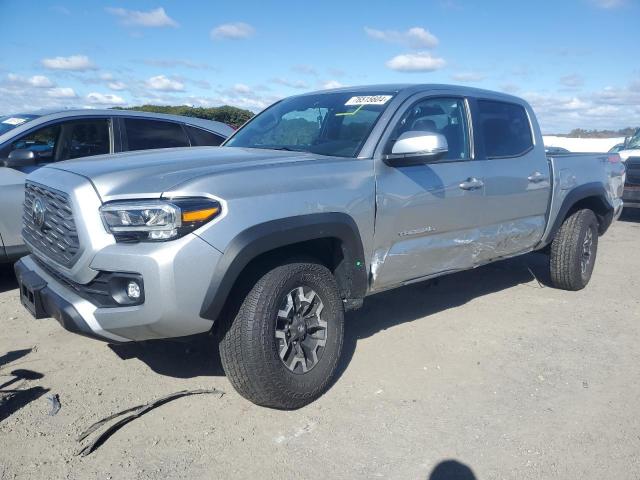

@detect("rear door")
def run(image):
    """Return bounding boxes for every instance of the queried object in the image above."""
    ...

[470,98,551,258]
[371,94,488,290]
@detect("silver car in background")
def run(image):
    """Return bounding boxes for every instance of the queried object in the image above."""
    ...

[0,109,233,263]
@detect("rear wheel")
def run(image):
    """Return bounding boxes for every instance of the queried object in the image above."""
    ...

[549,208,599,291]
[219,261,344,409]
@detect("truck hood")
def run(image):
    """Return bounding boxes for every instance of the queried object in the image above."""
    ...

[46,146,319,200]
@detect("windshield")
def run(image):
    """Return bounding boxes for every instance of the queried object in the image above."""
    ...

[0,114,39,136]
[225,92,396,157]
[627,129,640,149]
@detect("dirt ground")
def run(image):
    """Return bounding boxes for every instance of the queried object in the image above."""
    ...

[1,211,639,480]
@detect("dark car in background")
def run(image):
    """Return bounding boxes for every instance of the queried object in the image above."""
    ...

[0,109,233,263]
[544,146,570,155]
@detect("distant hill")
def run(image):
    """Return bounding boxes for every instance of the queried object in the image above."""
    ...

[113,105,254,129]
[552,127,637,139]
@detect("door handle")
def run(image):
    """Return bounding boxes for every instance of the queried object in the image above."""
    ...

[528,171,548,183]
[459,177,484,191]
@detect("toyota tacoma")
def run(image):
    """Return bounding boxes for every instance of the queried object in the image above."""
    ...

[14,85,626,409]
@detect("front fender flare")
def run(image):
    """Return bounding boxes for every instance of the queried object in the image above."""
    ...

[199,213,367,322]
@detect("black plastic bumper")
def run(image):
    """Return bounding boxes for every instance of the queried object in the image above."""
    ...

[623,186,640,208]
[14,259,116,343]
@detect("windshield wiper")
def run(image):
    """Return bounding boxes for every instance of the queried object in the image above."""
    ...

[270,146,297,151]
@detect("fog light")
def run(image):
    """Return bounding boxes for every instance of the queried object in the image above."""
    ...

[126,281,141,300]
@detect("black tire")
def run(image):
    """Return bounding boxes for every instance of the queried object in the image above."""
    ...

[219,261,344,409]
[549,208,599,291]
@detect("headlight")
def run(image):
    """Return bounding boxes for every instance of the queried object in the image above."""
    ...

[100,198,221,242]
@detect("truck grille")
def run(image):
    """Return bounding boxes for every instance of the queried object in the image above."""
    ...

[626,157,640,186]
[23,182,80,268]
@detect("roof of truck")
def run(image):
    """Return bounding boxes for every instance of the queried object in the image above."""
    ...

[305,83,524,103]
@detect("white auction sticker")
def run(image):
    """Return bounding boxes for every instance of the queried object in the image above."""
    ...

[345,95,393,106]
[2,117,28,126]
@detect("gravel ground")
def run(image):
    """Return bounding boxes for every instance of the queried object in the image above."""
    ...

[1,211,639,480]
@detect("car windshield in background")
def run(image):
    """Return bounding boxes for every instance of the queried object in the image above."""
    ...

[0,114,39,136]
[225,92,396,157]
[627,130,640,149]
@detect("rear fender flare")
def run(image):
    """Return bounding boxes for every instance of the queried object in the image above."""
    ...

[543,182,613,246]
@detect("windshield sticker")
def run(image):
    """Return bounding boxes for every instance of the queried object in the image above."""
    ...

[2,117,28,126]
[345,95,392,106]
[335,105,364,117]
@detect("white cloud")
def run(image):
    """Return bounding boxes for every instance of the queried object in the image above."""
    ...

[386,52,446,72]
[450,72,486,82]
[50,5,71,15]
[41,55,95,71]
[364,26,438,49]
[559,74,584,88]
[321,80,344,90]
[106,7,178,28]
[524,79,640,132]
[233,83,252,94]
[210,22,255,40]
[145,75,185,91]
[500,84,521,93]
[291,65,317,76]
[271,78,309,89]
[108,81,127,91]
[591,0,627,8]
[142,59,213,70]
[48,87,77,98]
[7,74,55,88]
[86,92,126,105]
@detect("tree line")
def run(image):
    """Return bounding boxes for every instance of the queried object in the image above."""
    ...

[555,127,638,138]
[113,105,255,129]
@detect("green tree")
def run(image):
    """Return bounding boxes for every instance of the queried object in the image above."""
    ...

[113,105,254,128]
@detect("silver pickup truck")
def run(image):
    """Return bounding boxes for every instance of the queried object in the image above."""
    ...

[14,85,626,409]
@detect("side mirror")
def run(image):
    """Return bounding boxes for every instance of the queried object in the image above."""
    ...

[384,131,449,167]
[3,149,36,168]
[624,136,630,147]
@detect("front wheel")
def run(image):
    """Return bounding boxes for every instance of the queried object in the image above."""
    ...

[549,208,599,291]
[219,261,344,409]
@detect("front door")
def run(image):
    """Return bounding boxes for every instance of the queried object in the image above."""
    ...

[371,95,487,291]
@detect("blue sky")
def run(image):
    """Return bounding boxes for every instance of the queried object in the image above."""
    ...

[0,0,638,132]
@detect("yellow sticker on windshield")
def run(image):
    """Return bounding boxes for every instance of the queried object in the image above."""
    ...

[345,95,392,106]
[335,105,363,117]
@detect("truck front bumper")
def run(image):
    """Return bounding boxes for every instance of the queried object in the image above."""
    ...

[15,233,223,343]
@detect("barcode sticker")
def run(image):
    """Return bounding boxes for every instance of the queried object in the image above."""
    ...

[345,95,393,106]
[2,117,28,126]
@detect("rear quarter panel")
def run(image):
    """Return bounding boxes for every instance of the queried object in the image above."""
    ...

[539,153,625,246]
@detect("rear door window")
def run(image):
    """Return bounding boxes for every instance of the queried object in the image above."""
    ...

[477,100,533,158]
[185,125,225,146]
[124,119,190,151]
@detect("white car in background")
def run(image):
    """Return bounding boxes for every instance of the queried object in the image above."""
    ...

[617,128,640,162]
[0,109,233,263]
